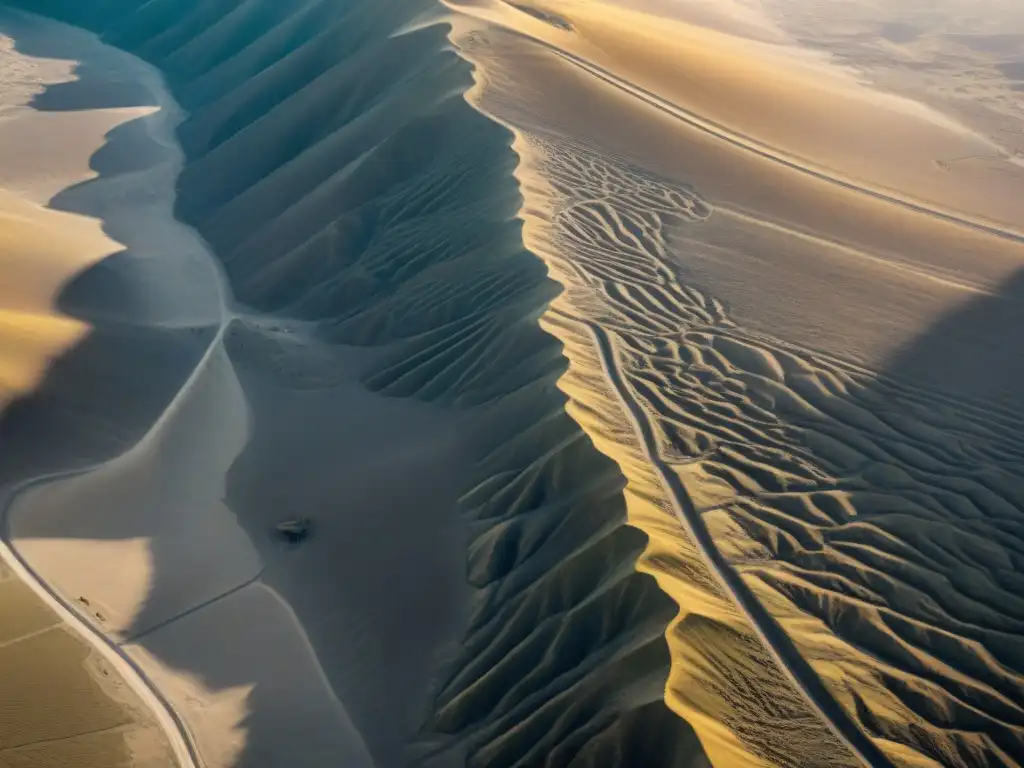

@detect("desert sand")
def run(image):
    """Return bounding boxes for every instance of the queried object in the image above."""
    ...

[446,0,1024,765]
[0,11,183,768]
[2,1,715,765]
[1,0,1023,767]
[0,8,374,768]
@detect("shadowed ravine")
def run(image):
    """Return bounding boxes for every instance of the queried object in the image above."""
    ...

[2,1,1023,768]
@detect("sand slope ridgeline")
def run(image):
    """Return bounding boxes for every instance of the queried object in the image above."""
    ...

[1,0,712,766]
[6,0,1023,766]
[444,1,1024,766]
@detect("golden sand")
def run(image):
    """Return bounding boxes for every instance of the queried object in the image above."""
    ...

[4,1,1023,766]
[447,0,1024,765]
[0,569,173,767]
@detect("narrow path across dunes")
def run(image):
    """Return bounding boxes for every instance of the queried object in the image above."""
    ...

[577,311,893,768]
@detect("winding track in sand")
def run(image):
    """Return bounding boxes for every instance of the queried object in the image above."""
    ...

[0,485,203,768]
[0,10,238,763]
[0,166,252,767]
[463,10,1024,761]
[554,307,892,768]
[0,251,235,768]
[0,242,243,767]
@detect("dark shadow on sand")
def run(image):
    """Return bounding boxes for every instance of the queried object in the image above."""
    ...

[0,7,704,768]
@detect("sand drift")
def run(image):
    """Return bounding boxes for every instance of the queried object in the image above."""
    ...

[1,0,1023,767]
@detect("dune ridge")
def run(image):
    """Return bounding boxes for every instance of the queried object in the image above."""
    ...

[0,9,217,767]
[5,0,1023,766]
[1,0,713,765]
[443,2,1024,766]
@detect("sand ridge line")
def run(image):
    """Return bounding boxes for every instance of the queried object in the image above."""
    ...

[0,309,277,768]
[445,3,1024,763]
[11,2,646,763]
[0,288,233,768]
[4,320,382,766]
[445,24,873,753]
[513,123,1024,761]
[549,306,890,768]
[0,9,241,764]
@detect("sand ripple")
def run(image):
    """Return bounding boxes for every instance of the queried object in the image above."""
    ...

[453,7,1024,762]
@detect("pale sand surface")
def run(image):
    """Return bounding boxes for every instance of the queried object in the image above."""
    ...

[219,331,477,766]
[0,23,119,409]
[12,340,260,637]
[0,7,478,768]
[0,562,175,767]
[126,582,375,768]
[0,9,374,768]
[755,0,1024,159]
[0,16,220,330]
[0,1,714,763]
[0,11,183,768]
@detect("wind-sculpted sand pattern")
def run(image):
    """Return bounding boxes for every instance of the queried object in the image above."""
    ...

[8,0,1024,765]
[486,124,1024,766]
[207,76,706,766]
[2,0,721,764]
[504,135,865,767]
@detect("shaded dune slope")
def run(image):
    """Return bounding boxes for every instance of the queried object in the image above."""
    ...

[14,0,1020,766]
[3,0,710,765]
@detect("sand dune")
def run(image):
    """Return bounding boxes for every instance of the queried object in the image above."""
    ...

[2,1,708,766]
[0,11,191,767]
[3,0,1024,766]
[446,1,1024,765]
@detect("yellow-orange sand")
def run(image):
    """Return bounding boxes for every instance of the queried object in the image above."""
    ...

[446,1,1024,765]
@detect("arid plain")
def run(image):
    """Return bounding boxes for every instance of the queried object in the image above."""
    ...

[1,1,1022,767]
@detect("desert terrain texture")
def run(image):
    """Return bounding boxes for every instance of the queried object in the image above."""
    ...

[1,1,1022,767]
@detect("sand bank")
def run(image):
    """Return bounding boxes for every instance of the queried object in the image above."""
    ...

[3,0,715,764]
[0,9,189,767]
[0,9,373,767]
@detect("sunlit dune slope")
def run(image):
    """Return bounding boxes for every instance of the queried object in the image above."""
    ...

[0,193,91,403]
[0,14,206,766]
[1,0,712,765]
[0,36,164,409]
[443,1,1024,767]
[481,0,1024,232]
[7,0,1024,766]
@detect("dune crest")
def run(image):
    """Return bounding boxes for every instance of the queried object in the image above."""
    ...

[3,0,1023,766]
[448,1,1024,766]
[2,0,710,765]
